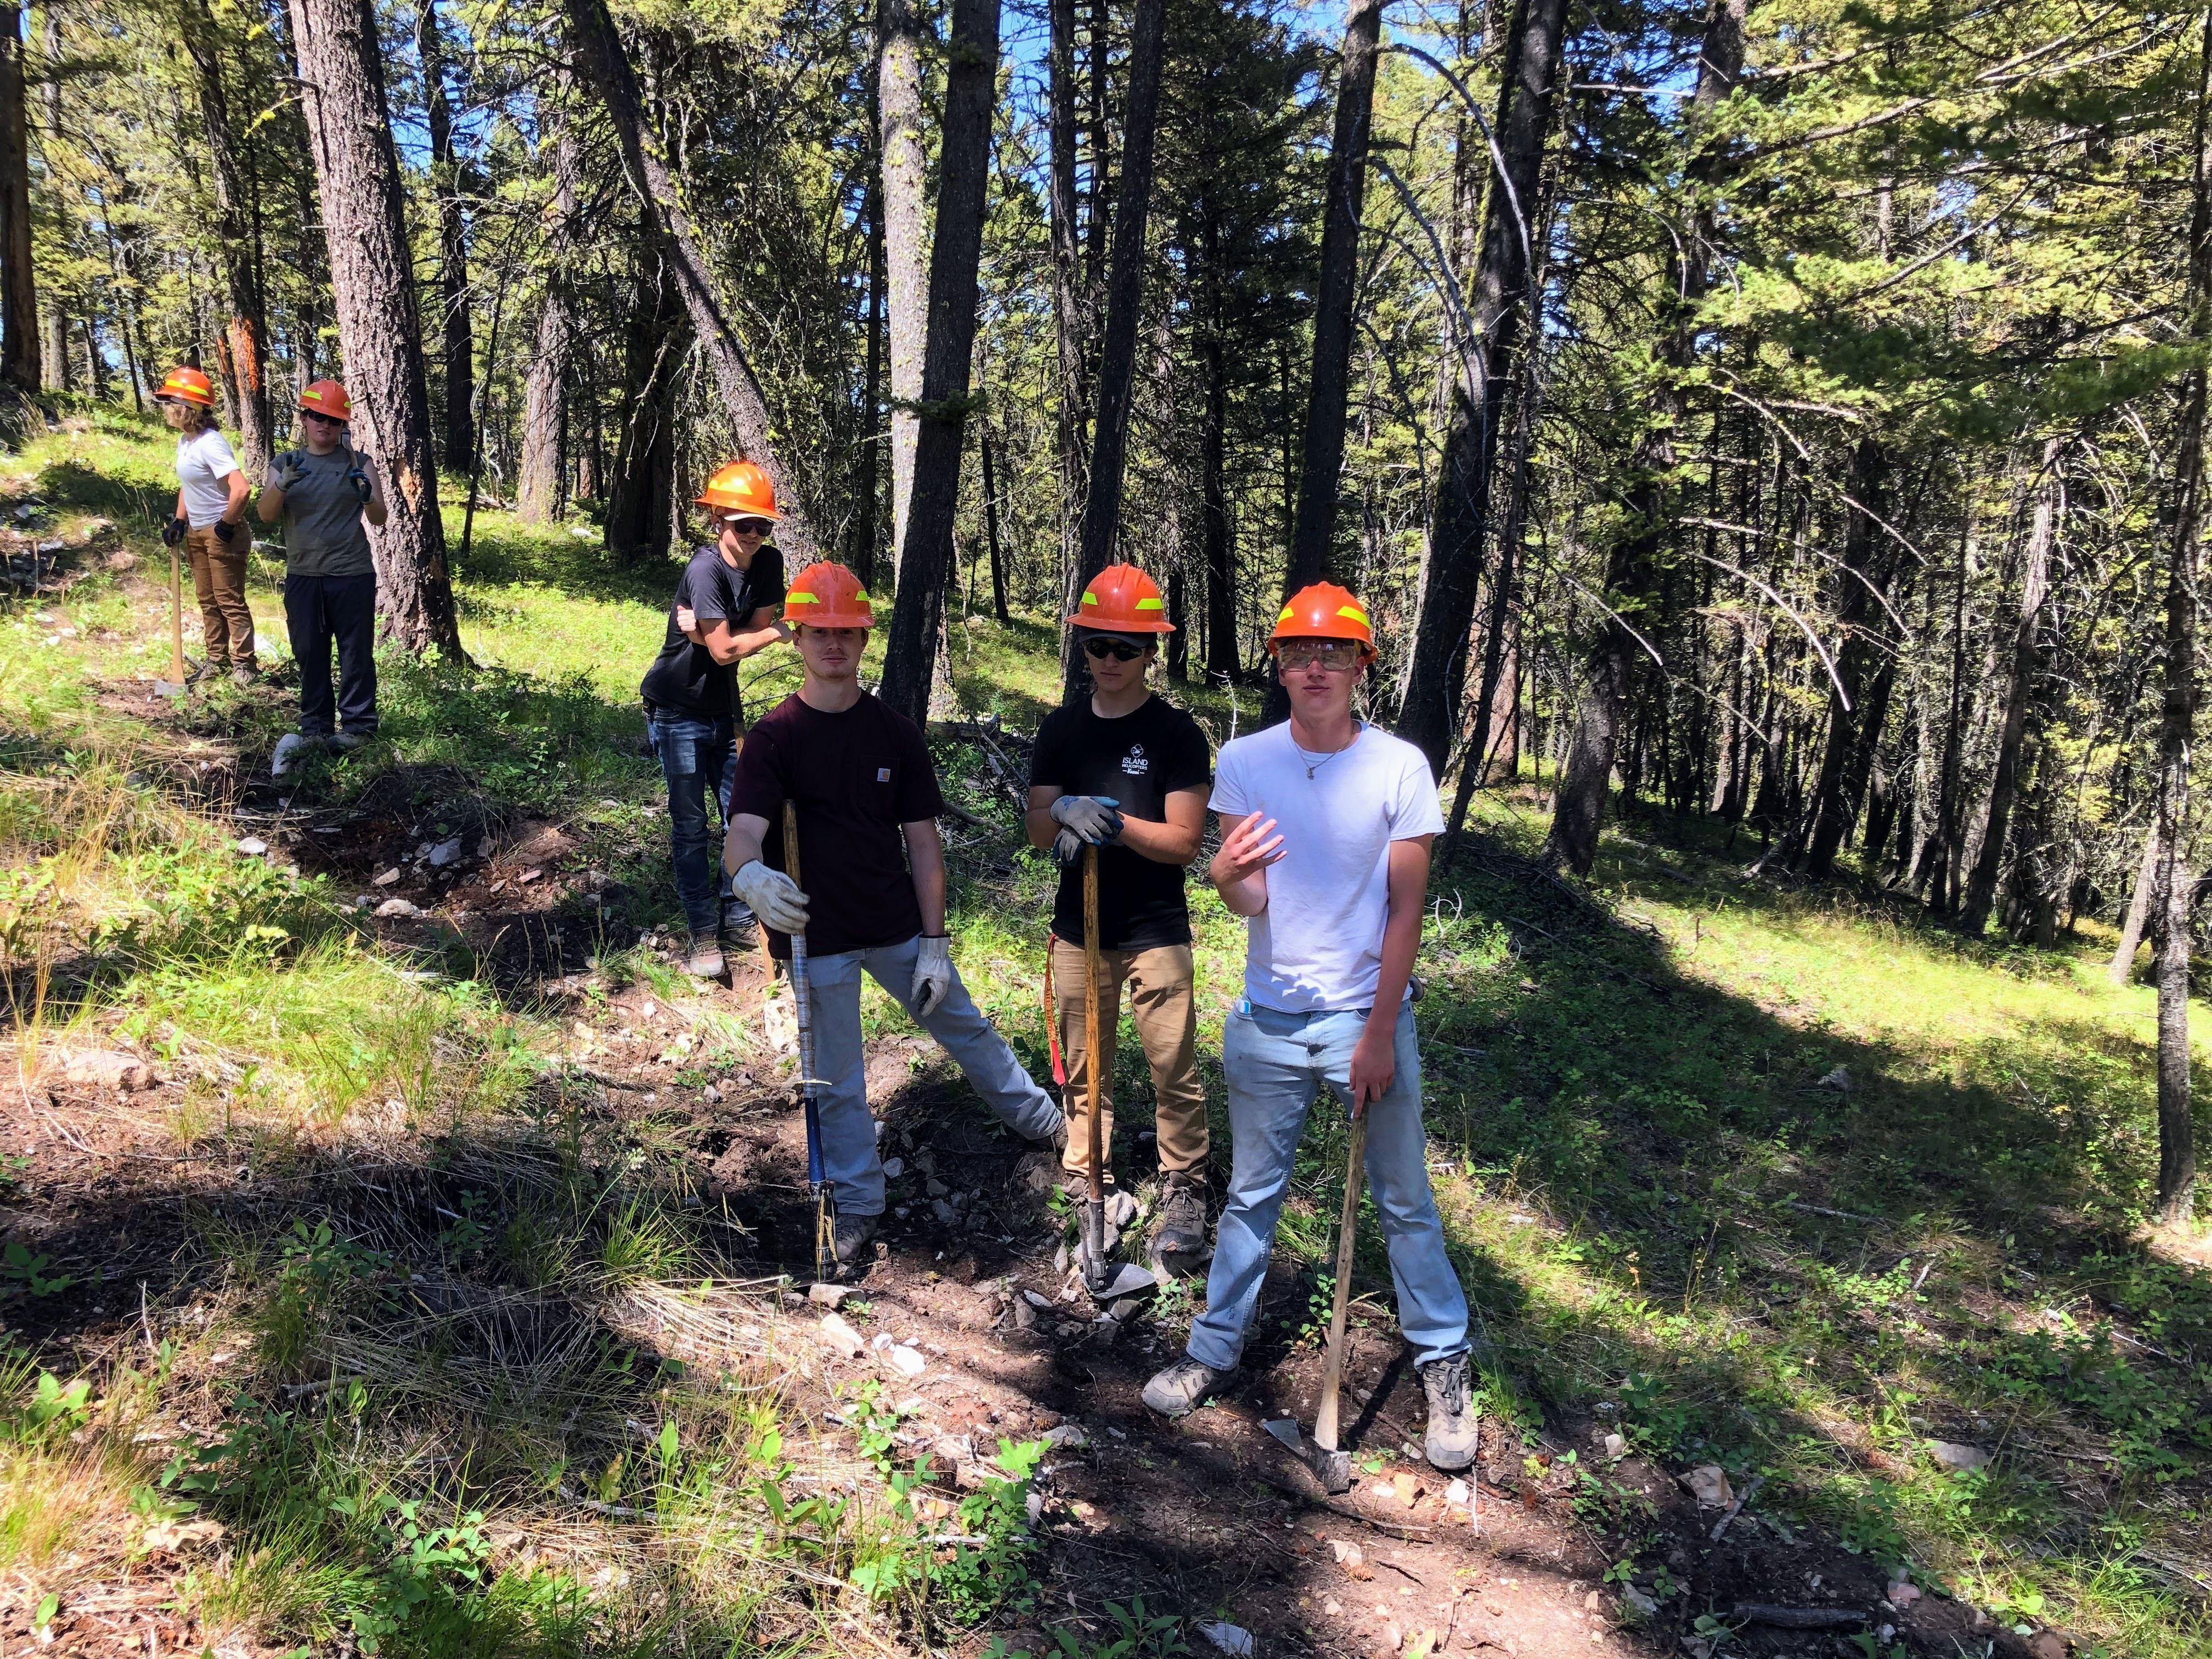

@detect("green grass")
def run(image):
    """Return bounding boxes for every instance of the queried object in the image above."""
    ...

[2,406,2208,1657]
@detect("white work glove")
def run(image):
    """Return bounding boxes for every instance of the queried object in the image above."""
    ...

[275,453,309,492]
[911,934,954,1018]
[733,859,809,933]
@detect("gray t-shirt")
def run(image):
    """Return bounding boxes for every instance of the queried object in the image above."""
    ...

[274,446,375,578]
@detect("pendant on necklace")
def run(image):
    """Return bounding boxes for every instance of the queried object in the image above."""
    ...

[1305,763,1317,779]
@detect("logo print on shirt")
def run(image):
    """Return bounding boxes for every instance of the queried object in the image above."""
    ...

[877,768,892,782]
[1120,744,1149,777]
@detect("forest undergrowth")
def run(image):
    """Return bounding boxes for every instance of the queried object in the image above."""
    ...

[2,415,2209,1658]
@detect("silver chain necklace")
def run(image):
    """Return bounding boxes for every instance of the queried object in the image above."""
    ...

[1291,720,1363,780]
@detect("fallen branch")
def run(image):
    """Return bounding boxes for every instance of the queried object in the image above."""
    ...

[1710,1474,1763,1541]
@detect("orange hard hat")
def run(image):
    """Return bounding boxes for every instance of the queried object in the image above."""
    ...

[1268,582,1375,655]
[158,365,216,408]
[697,459,780,521]
[299,379,354,421]
[1066,562,1175,633]
[783,561,875,629]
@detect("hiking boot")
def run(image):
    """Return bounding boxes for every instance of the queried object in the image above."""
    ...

[832,1210,879,1267]
[1151,1171,1210,1262]
[184,659,221,685]
[230,664,259,687]
[1141,1355,1235,1419]
[328,730,370,753]
[1420,1352,1480,1471]
[721,899,760,953]
[683,934,726,979]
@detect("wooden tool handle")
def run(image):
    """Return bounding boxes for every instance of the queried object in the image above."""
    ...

[1313,1108,1369,1452]
[781,800,802,888]
[1082,844,1104,1201]
[170,548,185,682]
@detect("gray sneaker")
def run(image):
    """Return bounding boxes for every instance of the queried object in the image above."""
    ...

[832,1210,879,1266]
[327,730,370,753]
[683,934,726,978]
[1141,1355,1235,1419]
[1151,1171,1210,1261]
[1420,1352,1480,1471]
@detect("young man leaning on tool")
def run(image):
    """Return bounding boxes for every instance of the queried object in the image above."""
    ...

[1026,563,1214,1266]
[642,461,791,980]
[722,562,1068,1269]
[1138,583,1479,1472]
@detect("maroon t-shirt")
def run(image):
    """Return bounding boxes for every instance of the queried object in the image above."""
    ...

[727,690,945,958]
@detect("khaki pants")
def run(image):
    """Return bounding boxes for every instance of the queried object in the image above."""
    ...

[1052,938,1208,1185]
[187,524,255,670]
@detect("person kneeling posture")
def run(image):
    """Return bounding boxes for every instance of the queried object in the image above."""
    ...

[723,563,1068,1268]
[1139,583,1478,1472]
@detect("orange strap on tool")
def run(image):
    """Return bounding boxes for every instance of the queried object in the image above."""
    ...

[1043,933,1066,1087]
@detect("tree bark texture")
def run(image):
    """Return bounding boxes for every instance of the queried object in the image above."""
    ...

[877,0,1000,723]
[416,0,473,473]
[289,0,466,659]
[1398,0,1570,771]
[516,102,579,523]
[1283,0,1383,595]
[1957,450,2059,936]
[562,0,821,561]
[1047,0,1090,611]
[1059,0,1167,700]
[182,0,274,476]
[851,166,884,588]
[980,422,1009,622]
[2109,826,2161,985]
[606,253,684,565]
[877,0,929,577]
[0,4,38,396]
[2153,1,2211,1230]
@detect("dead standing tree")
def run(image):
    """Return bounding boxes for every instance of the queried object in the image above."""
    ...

[562,0,823,562]
[289,0,467,659]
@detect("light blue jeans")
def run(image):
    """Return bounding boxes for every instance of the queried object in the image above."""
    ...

[1186,1001,1469,1372]
[804,933,1064,1217]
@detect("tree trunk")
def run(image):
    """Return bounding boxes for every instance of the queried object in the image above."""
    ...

[876,0,1000,723]
[1957,449,2059,936]
[1059,0,1167,699]
[515,101,578,523]
[606,253,684,565]
[1536,0,1745,867]
[0,3,40,397]
[1200,264,1235,683]
[2109,826,2160,985]
[1397,0,1571,770]
[1047,0,1089,617]
[2153,0,2211,1230]
[416,0,472,473]
[562,0,821,561]
[1283,0,1383,594]
[1801,437,1895,876]
[877,0,929,575]
[289,0,466,659]
[182,0,272,474]
[980,422,1009,623]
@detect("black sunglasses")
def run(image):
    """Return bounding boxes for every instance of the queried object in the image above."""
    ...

[1082,636,1148,662]
[725,517,772,536]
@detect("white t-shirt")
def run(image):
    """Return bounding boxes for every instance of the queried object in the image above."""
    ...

[175,428,240,527]
[1210,721,1444,1012]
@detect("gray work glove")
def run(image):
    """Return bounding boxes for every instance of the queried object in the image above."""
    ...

[911,934,954,1019]
[1049,794,1123,842]
[275,453,309,492]
[732,858,809,934]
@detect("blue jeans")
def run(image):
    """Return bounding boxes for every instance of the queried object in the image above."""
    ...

[1186,1002,1469,1372]
[646,708,738,938]
[284,572,377,737]
[803,933,1063,1216]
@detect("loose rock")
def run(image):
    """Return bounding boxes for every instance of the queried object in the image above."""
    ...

[1042,1423,1089,1449]
[375,898,422,918]
[373,867,402,887]
[1929,1440,1991,1472]
[428,836,465,868]
[817,1313,865,1358]
[1679,1463,1734,1508]
[1196,1621,1254,1657]
[1105,1189,1138,1227]
[807,1282,854,1309]
[51,1049,160,1092]
[234,836,268,857]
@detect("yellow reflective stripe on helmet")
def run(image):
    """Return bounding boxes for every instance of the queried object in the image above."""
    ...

[1080,590,1100,607]
[1278,604,1296,622]
[1338,605,1369,624]
[787,591,820,605]
[1135,596,1164,611]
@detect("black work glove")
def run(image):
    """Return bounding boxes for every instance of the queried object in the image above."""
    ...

[161,517,187,548]
[213,517,238,544]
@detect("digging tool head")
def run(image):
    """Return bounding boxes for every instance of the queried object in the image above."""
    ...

[1088,1259,1156,1301]
[1263,1418,1353,1493]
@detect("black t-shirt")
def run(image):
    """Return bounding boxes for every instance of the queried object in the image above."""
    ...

[639,544,786,718]
[1029,695,1212,950]
[727,691,946,959]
